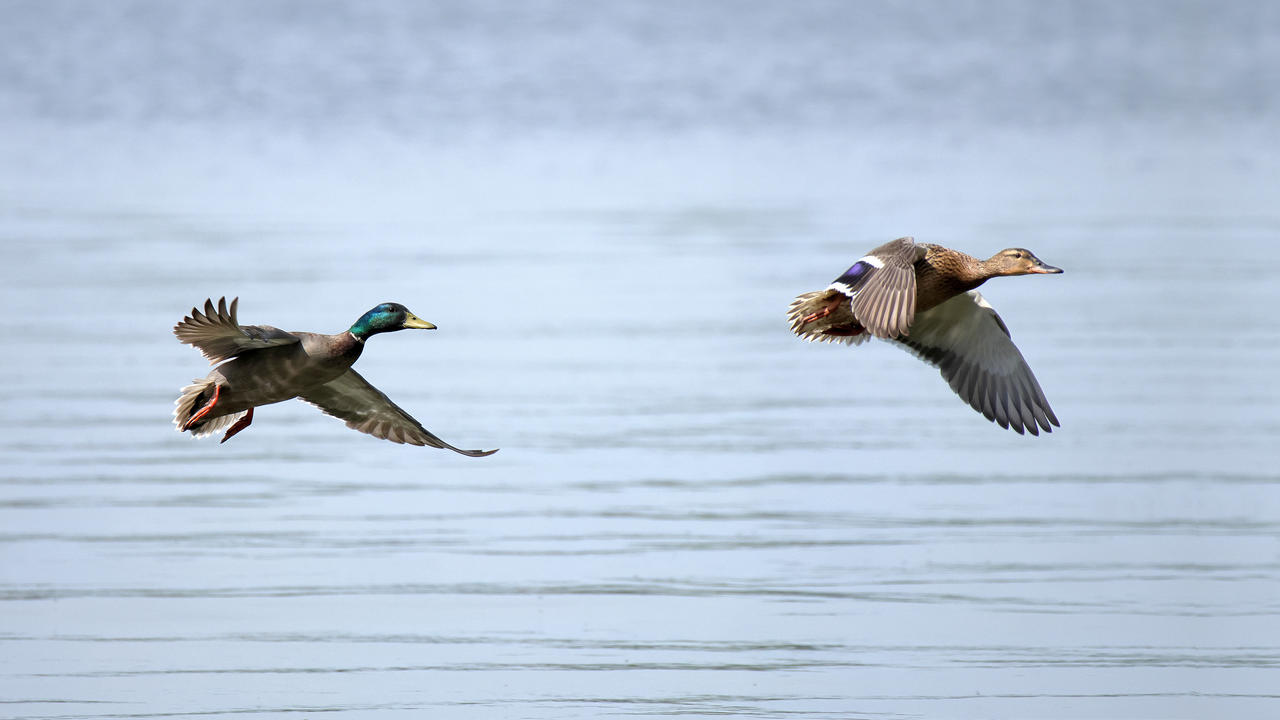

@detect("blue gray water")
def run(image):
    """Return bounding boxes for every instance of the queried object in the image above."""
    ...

[2,1,1278,718]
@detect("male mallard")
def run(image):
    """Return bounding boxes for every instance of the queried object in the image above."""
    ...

[788,237,1063,435]
[173,297,497,456]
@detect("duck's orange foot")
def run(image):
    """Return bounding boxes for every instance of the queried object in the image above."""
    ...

[182,383,222,432]
[220,407,254,444]
[800,306,835,324]
[800,295,849,325]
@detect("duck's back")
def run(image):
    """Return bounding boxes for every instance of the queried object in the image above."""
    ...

[913,244,985,315]
[791,240,990,343]
[211,332,363,408]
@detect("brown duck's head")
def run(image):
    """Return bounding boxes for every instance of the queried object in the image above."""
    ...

[988,248,1063,276]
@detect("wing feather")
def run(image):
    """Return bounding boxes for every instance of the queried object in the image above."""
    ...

[891,290,1059,435]
[848,237,922,338]
[298,369,497,457]
[173,297,300,364]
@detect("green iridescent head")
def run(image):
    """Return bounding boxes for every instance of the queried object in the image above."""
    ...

[349,303,436,341]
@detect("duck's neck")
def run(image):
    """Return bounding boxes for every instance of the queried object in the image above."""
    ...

[971,258,1004,285]
[974,254,1023,287]
[333,331,366,362]
[935,249,992,290]
[348,318,387,342]
[348,321,374,342]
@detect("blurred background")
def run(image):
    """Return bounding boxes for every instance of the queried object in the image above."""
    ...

[1,1,1277,718]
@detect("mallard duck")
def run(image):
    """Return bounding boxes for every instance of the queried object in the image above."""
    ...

[788,237,1063,435]
[173,297,497,456]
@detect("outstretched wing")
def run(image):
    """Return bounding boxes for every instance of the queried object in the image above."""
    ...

[298,369,498,457]
[173,297,300,364]
[892,290,1059,435]
[830,236,924,339]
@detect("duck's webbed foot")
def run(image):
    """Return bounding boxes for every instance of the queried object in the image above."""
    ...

[800,306,834,324]
[220,407,254,444]
[182,383,222,432]
[799,295,846,325]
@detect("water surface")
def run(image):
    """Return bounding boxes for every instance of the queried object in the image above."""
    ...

[1,2,1278,718]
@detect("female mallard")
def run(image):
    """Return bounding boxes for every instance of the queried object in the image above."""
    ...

[173,297,497,456]
[788,237,1063,435]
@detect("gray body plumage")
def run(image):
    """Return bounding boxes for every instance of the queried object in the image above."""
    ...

[201,331,363,417]
[173,297,496,456]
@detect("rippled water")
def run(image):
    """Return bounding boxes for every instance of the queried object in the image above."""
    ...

[2,2,1279,719]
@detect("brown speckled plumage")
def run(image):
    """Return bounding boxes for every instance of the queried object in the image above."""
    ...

[788,237,1063,435]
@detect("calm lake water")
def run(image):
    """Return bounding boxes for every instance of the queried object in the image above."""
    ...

[2,2,1278,718]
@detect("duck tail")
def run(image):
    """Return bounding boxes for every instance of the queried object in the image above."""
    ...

[173,378,245,439]
[788,290,871,346]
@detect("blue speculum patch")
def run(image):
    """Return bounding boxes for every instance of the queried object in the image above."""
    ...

[834,260,872,286]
